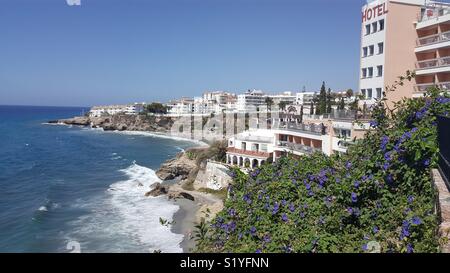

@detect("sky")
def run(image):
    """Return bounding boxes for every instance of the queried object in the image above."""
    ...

[0,0,365,107]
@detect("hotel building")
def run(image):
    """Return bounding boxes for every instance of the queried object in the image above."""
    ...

[359,0,450,107]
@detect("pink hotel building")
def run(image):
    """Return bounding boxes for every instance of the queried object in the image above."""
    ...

[360,0,450,106]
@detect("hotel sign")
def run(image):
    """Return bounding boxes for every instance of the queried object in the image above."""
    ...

[362,3,388,23]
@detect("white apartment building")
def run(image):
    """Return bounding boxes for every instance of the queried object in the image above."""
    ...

[89,103,145,117]
[269,91,297,107]
[295,91,317,105]
[226,129,275,168]
[237,90,267,112]
[167,98,194,116]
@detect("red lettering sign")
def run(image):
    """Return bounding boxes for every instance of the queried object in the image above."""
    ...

[362,3,388,23]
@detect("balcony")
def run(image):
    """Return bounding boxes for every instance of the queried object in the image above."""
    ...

[274,122,326,135]
[417,31,450,47]
[418,4,450,23]
[276,141,321,154]
[414,81,450,93]
[416,56,450,75]
[235,135,273,143]
[226,147,270,158]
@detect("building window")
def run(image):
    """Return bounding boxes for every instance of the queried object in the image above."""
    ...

[368,67,373,78]
[367,88,373,99]
[361,89,366,98]
[365,24,371,35]
[379,19,385,31]
[377,65,383,77]
[376,88,382,99]
[372,22,378,33]
[363,47,368,57]
[369,45,374,56]
[362,68,367,78]
[378,42,384,54]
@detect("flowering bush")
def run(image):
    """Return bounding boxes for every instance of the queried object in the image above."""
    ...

[196,73,450,253]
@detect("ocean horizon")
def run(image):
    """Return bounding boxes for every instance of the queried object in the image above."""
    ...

[0,105,196,252]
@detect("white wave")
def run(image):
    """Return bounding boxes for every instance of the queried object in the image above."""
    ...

[66,163,184,253]
[38,206,48,212]
[111,130,208,147]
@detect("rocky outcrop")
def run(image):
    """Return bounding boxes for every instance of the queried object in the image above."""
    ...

[49,114,176,133]
[145,182,168,197]
[156,152,198,181]
[168,190,195,201]
[144,182,195,201]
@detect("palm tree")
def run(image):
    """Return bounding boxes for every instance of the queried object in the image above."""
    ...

[279,101,288,112]
[264,97,274,112]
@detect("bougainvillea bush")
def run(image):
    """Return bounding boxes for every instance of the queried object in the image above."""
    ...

[196,74,450,253]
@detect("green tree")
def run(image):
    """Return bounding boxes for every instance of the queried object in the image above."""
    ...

[346,88,354,98]
[279,101,288,111]
[317,81,327,115]
[326,88,332,114]
[339,97,345,110]
[309,101,314,115]
[145,102,168,114]
[264,97,274,112]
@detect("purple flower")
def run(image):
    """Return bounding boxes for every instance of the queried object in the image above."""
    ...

[346,161,352,170]
[351,192,358,203]
[347,207,353,214]
[228,208,236,217]
[407,244,414,253]
[437,97,450,104]
[384,151,393,162]
[407,195,415,204]
[282,213,288,222]
[423,159,431,167]
[243,194,252,204]
[383,162,390,171]
[373,226,379,234]
[335,178,341,183]
[362,244,368,251]
[289,203,295,212]
[412,216,422,225]
[380,135,389,151]
[263,234,271,243]
[400,220,410,239]
[281,200,287,206]
[354,181,360,188]
[370,120,378,128]
[255,249,262,253]
[272,202,280,215]
[250,226,257,236]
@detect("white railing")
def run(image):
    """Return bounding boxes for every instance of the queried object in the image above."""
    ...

[416,56,450,69]
[417,31,450,47]
[414,81,450,92]
[277,141,320,154]
[418,4,450,23]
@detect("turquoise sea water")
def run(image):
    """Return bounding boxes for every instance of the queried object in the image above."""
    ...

[0,105,195,253]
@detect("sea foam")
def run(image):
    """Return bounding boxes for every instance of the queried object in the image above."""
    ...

[66,163,184,253]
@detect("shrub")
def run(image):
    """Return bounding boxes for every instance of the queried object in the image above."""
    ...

[196,73,450,253]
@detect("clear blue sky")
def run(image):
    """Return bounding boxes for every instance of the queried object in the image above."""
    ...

[0,0,365,107]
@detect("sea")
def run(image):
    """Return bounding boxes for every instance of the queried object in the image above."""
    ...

[0,105,198,253]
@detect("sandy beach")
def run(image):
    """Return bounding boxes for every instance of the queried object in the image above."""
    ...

[169,182,224,253]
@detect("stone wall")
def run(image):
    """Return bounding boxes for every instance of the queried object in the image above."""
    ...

[193,161,232,190]
[432,169,450,253]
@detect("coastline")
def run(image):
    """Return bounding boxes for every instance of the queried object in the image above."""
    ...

[45,117,220,253]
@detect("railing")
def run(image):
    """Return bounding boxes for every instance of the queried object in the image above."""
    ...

[418,4,450,23]
[236,135,273,143]
[437,115,450,189]
[273,122,326,135]
[416,56,450,69]
[276,141,321,154]
[226,147,270,158]
[417,31,450,47]
[414,81,450,92]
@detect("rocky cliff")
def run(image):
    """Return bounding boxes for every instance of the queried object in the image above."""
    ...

[155,151,199,181]
[49,114,175,133]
